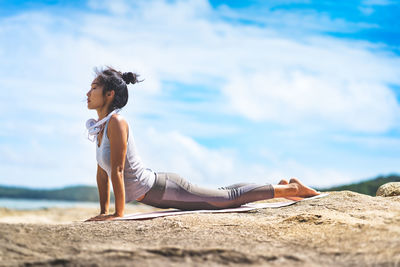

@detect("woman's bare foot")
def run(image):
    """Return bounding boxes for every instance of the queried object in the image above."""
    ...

[278,179,303,201]
[289,178,320,198]
[273,178,320,200]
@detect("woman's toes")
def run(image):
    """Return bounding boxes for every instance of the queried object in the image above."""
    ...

[278,179,289,185]
[288,178,319,197]
[289,178,300,184]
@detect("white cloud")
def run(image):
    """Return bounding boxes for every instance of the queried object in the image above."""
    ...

[88,0,130,15]
[1,0,399,135]
[359,0,394,16]
[223,68,400,132]
[134,126,356,188]
[332,134,400,150]
[137,128,236,186]
[79,0,400,133]
[359,6,375,15]
[217,3,378,34]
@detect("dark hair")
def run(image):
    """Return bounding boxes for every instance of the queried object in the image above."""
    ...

[94,66,142,111]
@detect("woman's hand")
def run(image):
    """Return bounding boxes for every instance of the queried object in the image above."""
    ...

[85,213,123,222]
[85,213,108,222]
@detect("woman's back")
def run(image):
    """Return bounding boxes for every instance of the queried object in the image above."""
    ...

[96,115,156,202]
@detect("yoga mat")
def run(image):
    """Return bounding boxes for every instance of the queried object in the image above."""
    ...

[114,193,329,221]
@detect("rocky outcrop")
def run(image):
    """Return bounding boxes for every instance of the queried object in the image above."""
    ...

[376,182,400,197]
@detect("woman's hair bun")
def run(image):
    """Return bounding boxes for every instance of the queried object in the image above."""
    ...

[122,72,143,85]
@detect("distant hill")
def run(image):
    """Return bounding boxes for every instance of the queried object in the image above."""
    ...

[319,174,400,196]
[0,185,115,202]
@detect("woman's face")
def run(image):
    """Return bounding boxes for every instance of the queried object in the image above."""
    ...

[86,78,106,110]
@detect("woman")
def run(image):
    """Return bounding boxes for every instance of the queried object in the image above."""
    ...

[85,67,319,221]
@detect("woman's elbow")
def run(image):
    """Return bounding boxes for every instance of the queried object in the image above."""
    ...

[112,165,124,178]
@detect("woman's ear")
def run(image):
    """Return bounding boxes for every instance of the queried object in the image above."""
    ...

[107,90,115,98]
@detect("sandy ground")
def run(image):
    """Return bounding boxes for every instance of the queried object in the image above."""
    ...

[0,191,400,266]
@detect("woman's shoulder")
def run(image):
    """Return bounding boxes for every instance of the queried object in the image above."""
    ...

[107,114,129,135]
[109,113,127,123]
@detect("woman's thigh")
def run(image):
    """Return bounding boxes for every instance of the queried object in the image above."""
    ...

[162,172,231,203]
[141,172,230,210]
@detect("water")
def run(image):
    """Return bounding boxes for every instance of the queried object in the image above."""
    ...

[0,198,100,210]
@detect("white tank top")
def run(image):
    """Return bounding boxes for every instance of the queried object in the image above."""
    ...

[96,115,155,202]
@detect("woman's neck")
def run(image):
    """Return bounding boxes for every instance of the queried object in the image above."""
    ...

[96,107,111,120]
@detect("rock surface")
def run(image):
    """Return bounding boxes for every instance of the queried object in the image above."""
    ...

[376,182,400,197]
[0,191,400,266]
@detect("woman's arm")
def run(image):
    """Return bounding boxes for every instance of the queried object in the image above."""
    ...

[85,115,128,222]
[107,115,128,217]
[85,165,110,221]
[97,164,110,215]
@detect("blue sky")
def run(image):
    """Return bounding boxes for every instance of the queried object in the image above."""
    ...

[0,0,399,189]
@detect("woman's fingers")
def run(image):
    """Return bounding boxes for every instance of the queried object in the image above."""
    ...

[84,214,109,222]
[85,214,119,222]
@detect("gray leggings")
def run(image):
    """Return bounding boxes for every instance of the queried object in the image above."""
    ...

[140,172,275,210]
